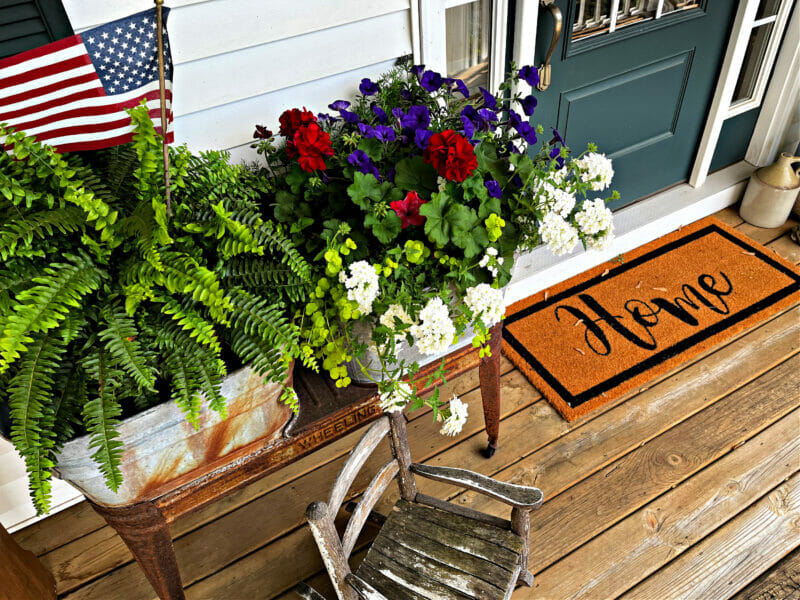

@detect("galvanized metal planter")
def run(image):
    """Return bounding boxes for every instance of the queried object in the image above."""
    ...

[53,366,294,506]
[345,321,477,384]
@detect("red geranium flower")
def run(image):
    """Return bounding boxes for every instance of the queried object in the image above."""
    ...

[390,191,428,228]
[293,123,334,172]
[423,129,478,182]
[278,107,316,138]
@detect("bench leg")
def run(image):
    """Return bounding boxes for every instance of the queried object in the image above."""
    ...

[479,322,503,458]
[89,500,185,600]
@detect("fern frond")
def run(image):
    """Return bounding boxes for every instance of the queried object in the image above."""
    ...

[0,207,86,260]
[154,295,222,353]
[152,320,227,418]
[8,331,66,513]
[220,256,311,303]
[0,253,103,372]
[81,351,124,492]
[162,350,204,428]
[255,220,311,280]
[99,303,157,391]
[227,291,296,384]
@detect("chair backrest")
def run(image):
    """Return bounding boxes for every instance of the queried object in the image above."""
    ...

[305,411,418,600]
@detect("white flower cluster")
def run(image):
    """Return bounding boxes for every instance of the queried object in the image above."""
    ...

[378,381,412,413]
[440,394,468,436]
[575,152,614,191]
[540,181,576,219]
[585,229,614,251]
[379,304,413,330]
[409,297,457,356]
[464,283,504,328]
[575,198,613,235]
[478,247,504,278]
[341,260,380,315]
[539,212,579,256]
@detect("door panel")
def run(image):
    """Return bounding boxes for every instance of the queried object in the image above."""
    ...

[531,0,736,208]
[560,50,692,159]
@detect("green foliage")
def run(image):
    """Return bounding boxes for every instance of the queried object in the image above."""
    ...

[0,104,309,513]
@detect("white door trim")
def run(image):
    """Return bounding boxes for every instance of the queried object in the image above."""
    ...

[689,0,761,188]
[746,3,800,167]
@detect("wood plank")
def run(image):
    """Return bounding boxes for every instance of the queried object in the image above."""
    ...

[0,522,56,600]
[516,354,800,574]
[526,407,800,599]
[172,12,411,117]
[620,473,800,599]
[730,546,800,600]
[737,218,797,246]
[60,370,535,599]
[364,536,507,599]
[716,206,745,228]
[267,306,800,600]
[768,234,800,265]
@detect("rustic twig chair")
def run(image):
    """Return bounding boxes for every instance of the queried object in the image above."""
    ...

[296,411,543,600]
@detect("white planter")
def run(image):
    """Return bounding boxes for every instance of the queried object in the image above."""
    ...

[53,366,293,506]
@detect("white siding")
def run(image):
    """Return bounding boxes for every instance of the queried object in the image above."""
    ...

[62,0,415,160]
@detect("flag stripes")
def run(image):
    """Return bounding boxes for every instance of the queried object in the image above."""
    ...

[0,8,173,153]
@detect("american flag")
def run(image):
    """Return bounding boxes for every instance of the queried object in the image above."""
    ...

[0,8,173,153]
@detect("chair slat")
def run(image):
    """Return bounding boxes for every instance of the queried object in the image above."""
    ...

[341,459,399,556]
[329,417,389,511]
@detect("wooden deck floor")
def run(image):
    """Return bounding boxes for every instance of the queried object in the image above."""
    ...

[13,209,800,600]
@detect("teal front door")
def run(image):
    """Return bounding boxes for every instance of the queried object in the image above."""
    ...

[531,1,736,208]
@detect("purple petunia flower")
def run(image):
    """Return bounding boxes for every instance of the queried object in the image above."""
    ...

[453,78,470,98]
[461,105,487,132]
[371,103,388,123]
[549,145,565,168]
[386,167,396,183]
[478,108,498,124]
[512,174,524,187]
[400,88,413,101]
[329,100,351,111]
[516,121,538,145]
[521,95,538,116]
[461,115,475,140]
[359,78,379,96]
[339,109,360,124]
[411,64,426,78]
[317,112,335,122]
[374,125,396,142]
[391,107,405,121]
[414,128,432,150]
[420,70,444,92]
[485,180,502,199]
[348,149,380,179]
[507,110,522,129]
[358,123,376,138]
[507,142,523,155]
[518,65,540,88]
[479,87,497,110]
[401,105,430,130]
[551,128,565,146]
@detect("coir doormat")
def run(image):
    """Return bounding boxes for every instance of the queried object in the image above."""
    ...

[502,217,800,421]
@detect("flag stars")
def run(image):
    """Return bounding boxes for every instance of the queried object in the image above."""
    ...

[115,27,123,34]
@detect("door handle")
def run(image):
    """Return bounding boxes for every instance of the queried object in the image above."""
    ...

[537,1,562,91]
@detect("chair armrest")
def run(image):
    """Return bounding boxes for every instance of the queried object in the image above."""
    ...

[346,574,389,600]
[294,582,328,600]
[410,464,543,508]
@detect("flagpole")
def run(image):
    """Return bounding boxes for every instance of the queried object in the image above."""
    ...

[154,0,171,215]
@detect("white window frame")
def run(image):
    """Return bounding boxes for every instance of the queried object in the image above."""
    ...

[690,0,795,187]
[726,0,795,118]
[413,0,510,93]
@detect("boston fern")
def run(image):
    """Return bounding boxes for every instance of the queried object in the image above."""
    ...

[0,105,311,513]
